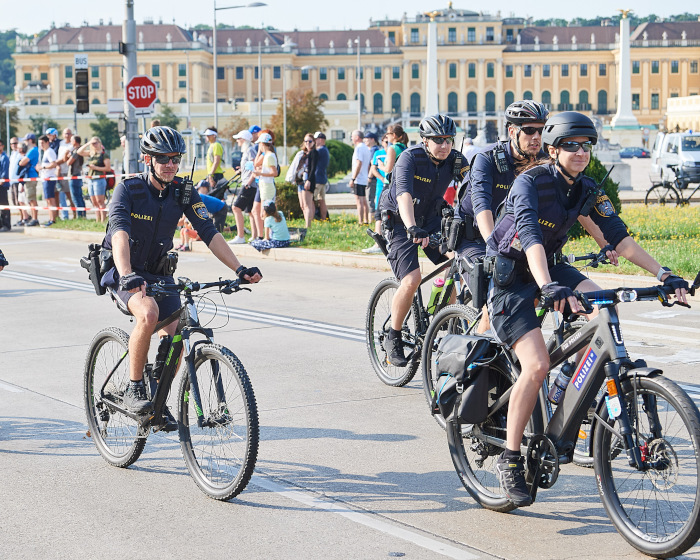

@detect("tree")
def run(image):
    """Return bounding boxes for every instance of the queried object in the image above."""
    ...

[0,31,17,100]
[29,114,60,136]
[218,115,250,142]
[154,103,181,130]
[268,86,328,149]
[89,113,120,151]
[0,105,19,142]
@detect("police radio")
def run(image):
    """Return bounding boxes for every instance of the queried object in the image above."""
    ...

[493,144,510,174]
[177,158,196,205]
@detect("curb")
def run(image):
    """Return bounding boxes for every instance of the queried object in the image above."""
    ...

[22,226,698,301]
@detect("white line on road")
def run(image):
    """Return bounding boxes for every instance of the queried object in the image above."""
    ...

[0,381,24,393]
[251,474,481,560]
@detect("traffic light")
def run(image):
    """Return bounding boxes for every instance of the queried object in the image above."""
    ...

[75,69,89,114]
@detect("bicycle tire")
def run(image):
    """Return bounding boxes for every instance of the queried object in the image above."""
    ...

[178,343,259,501]
[593,375,700,558]
[645,184,681,206]
[421,304,479,429]
[447,359,540,512]
[365,277,421,387]
[83,327,146,468]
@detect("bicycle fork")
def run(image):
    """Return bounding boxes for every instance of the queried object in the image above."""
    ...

[183,331,228,429]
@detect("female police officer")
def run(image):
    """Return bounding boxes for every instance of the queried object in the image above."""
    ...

[101,126,261,417]
[485,112,689,507]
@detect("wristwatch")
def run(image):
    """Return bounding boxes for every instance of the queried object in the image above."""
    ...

[656,266,671,281]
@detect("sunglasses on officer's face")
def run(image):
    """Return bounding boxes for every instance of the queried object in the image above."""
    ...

[429,137,454,146]
[519,126,544,136]
[559,141,593,153]
[153,155,182,164]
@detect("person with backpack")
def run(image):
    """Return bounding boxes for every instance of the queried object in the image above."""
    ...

[77,136,110,223]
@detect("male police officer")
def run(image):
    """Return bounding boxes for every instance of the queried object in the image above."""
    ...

[101,126,261,417]
[380,114,466,367]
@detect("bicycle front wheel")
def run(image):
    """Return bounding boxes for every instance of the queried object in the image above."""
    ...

[593,375,700,558]
[645,184,681,206]
[421,304,479,429]
[365,277,420,387]
[83,327,146,468]
[178,343,259,501]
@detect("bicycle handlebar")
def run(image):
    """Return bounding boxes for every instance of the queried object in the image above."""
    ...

[564,245,613,268]
[145,277,248,298]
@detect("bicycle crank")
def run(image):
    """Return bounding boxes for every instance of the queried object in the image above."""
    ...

[526,434,560,489]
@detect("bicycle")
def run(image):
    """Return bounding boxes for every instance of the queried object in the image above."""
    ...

[645,164,700,206]
[364,228,478,387]
[84,277,259,501]
[445,265,700,557]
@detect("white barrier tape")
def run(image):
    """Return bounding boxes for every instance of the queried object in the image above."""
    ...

[0,171,141,184]
[0,204,103,212]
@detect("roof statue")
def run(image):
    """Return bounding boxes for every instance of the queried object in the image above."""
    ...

[618,9,633,19]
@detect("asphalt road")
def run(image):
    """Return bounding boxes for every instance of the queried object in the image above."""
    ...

[1,231,700,560]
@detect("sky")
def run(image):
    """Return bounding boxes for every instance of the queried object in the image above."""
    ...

[1,0,695,35]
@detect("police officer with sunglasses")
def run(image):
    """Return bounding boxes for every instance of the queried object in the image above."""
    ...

[100,126,262,416]
[485,111,689,508]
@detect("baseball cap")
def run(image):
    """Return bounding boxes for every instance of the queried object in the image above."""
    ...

[249,125,262,134]
[45,127,58,135]
[233,130,253,142]
[255,132,273,144]
[22,133,37,142]
[365,132,378,141]
[203,129,218,137]
[313,131,326,139]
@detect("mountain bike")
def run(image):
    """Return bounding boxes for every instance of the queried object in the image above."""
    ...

[645,164,700,206]
[446,267,700,558]
[365,228,478,387]
[84,277,259,501]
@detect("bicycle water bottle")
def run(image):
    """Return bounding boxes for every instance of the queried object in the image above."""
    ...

[548,361,575,404]
[427,278,445,314]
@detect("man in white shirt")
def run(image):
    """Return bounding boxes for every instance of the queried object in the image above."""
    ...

[348,130,371,225]
[37,134,59,226]
[56,128,75,220]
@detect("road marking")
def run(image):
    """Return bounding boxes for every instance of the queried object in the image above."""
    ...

[623,319,700,335]
[251,474,480,560]
[0,381,24,393]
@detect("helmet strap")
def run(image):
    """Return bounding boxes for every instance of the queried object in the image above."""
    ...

[422,139,441,163]
[510,133,529,160]
[554,151,580,183]
[149,160,173,192]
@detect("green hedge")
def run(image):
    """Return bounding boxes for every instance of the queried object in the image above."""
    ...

[275,180,303,220]
[326,140,353,177]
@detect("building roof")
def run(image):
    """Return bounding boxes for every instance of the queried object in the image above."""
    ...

[516,25,619,46]
[36,24,192,47]
[631,21,700,41]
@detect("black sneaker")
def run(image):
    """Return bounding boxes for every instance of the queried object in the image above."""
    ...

[159,406,178,432]
[385,335,408,367]
[123,380,153,414]
[495,452,533,507]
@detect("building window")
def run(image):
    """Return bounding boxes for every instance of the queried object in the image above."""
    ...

[65,98,73,105]
[505,91,514,107]
[388,31,395,44]
[412,63,419,79]
[542,64,550,77]
[24,72,31,81]
[65,82,73,90]
[373,93,383,114]
[301,68,309,81]
[485,91,495,112]
[632,93,640,111]
[65,66,73,79]
[236,66,243,79]
[320,93,328,100]
[467,92,477,113]
[691,61,698,74]
[91,81,100,90]
[561,64,569,77]
[448,27,456,43]
[392,66,400,79]
[374,66,381,80]
[670,92,679,98]
[320,67,328,80]
[524,65,532,78]
[447,92,458,114]
[273,66,280,79]
[487,62,494,78]
[598,63,606,76]
[542,90,551,106]
[507,29,514,43]
[92,98,100,105]
[580,64,588,77]
[523,90,533,100]
[598,90,608,113]
[671,60,679,74]
[652,60,659,74]
[467,27,475,42]
[155,81,160,88]
[338,67,345,80]
[178,80,186,88]
[216,67,223,80]
[410,92,420,114]
[505,65,513,78]
[411,28,419,43]
[392,92,401,113]
[651,93,659,110]
[179,97,187,103]
[486,27,494,42]
[468,62,475,78]
[152,64,160,77]
[449,63,457,79]
[578,90,589,110]
[91,67,99,78]
[40,72,48,81]
[632,60,640,74]
[178,64,187,77]
[337,93,346,100]
[359,67,364,79]
[559,90,570,110]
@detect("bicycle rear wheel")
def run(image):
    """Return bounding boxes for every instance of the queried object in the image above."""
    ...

[365,277,421,387]
[645,184,681,206]
[83,327,146,468]
[178,343,259,501]
[421,304,479,429]
[594,375,700,558]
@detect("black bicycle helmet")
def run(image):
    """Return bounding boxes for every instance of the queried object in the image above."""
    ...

[542,112,598,147]
[140,126,187,155]
[505,101,549,126]
[419,114,457,138]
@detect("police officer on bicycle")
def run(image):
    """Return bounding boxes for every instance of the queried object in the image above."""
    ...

[101,126,261,417]
[379,114,466,367]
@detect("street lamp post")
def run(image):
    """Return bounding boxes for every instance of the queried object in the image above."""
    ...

[281,64,310,167]
[213,1,266,129]
[355,37,361,130]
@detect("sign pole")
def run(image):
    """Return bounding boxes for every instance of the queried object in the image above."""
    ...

[122,0,139,175]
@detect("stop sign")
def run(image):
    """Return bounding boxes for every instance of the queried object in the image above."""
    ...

[126,75,158,111]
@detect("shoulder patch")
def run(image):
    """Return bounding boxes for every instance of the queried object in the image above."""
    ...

[594,194,615,217]
[192,201,209,220]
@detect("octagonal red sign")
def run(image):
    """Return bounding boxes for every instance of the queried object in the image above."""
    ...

[126,75,158,110]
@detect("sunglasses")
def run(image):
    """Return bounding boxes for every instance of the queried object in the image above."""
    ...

[153,154,182,164]
[519,126,544,136]
[559,141,593,153]
[429,137,454,146]
[304,139,314,143]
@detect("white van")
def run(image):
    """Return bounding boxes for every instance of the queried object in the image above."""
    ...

[650,132,700,187]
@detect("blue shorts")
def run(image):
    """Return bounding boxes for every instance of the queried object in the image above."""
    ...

[456,237,486,263]
[386,215,447,280]
[88,177,107,197]
[42,179,57,201]
[487,262,588,347]
[103,268,181,323]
